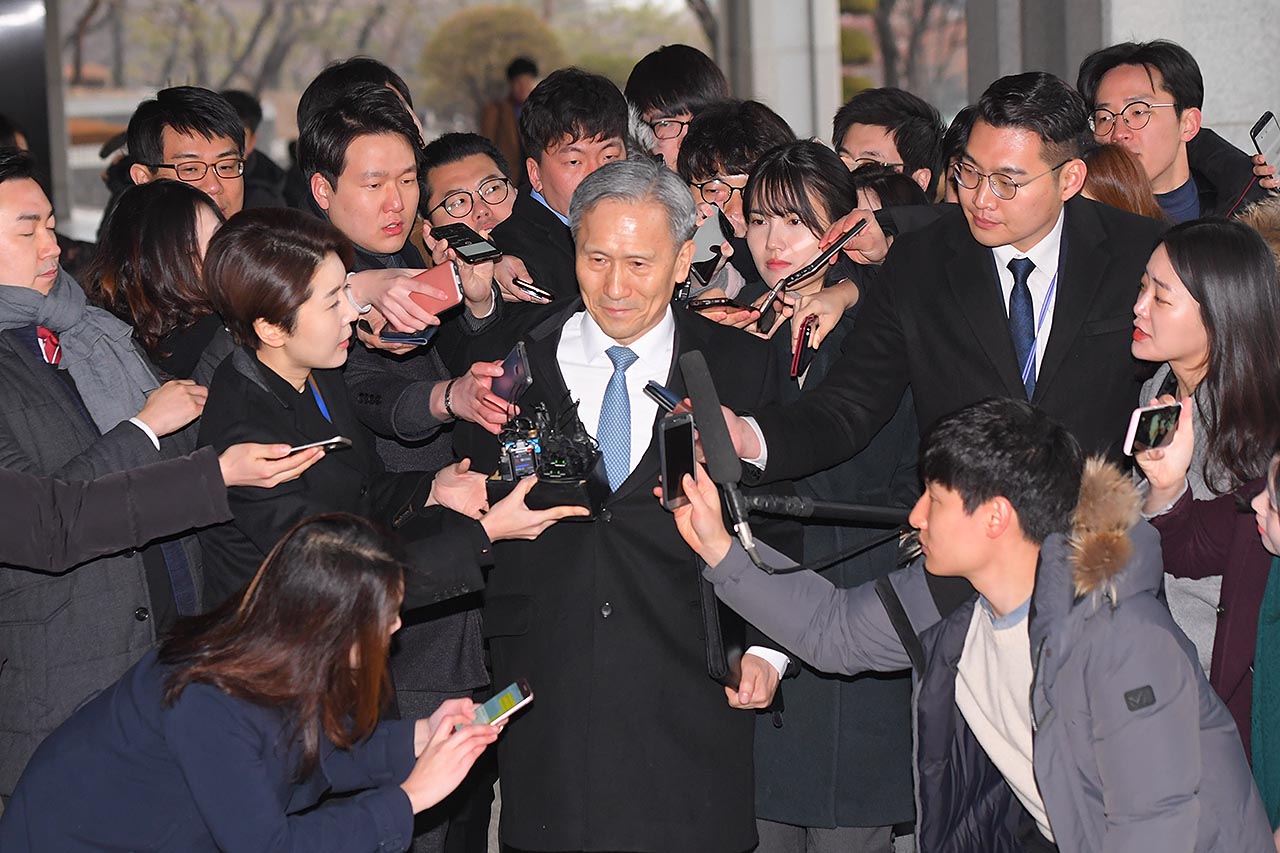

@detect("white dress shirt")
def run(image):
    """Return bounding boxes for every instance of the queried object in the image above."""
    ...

[990,208,1066,377]
[556,306,789,678]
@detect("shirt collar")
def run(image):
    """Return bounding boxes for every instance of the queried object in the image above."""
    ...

[529,188,570,227]
[978,594,1032,630]
[578,305,675,367]
[991,207,1066,278]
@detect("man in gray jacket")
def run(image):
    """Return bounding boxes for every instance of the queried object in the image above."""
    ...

[670,397,1271,853]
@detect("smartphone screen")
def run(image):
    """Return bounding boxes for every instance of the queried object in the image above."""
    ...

[1124,403,1181,455]
[491,341,532,403]
[660,414,696,510]
[471,680,533,726]
[1252,111,1280,164]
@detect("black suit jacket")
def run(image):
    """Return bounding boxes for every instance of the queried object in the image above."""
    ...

[753,197,1166,482]
[452,304,786,853]
[489,190,578,300]
[196,348,492,611]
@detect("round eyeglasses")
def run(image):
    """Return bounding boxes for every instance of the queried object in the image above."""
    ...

[691,176,748,207]
[148,158,245,182]
[951,159,1069,201]
[1088,101,1175,137]
[429,177,512,219]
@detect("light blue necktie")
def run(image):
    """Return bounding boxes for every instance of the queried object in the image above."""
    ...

[597,345,640,491]
[1007,256,1036,400]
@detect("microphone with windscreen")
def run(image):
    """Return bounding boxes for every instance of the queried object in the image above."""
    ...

[678,350,772,570]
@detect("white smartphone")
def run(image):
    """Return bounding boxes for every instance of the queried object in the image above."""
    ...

[457,680,533,730]
[1122,403,1181,456]
[286,435,352,456]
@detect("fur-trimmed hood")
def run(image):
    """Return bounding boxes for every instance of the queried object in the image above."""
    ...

[1069,457,1143,598]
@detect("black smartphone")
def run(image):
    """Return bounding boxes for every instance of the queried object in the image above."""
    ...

[514,278,554,302]
[644,380,682,413]
[286,435,352,456]
[689,210,732,284]
[1123,402,1182,456]
[1251,111,1280,165]
[790,314,818,379]
[687,297,753,312]
[758,218,869,334]
[430,222,504,264]
[658,412,696,510]
[491,341,533,403]
[380,327,438,346]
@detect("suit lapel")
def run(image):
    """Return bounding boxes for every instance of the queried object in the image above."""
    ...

[1033,200,1109,400]
[942,227,1026,397]
[523,193,576,264]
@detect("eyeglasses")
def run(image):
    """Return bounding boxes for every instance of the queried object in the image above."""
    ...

[648,118,691,140]
[847,157,904,170]
[952,159,1069,201]
[148,158,245,182]
[691,175,748,207]
[1088,102,1175,136]
[429,177,512,219]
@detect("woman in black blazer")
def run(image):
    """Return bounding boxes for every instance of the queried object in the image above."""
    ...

[0,515,501,852]
[195,208,585,609]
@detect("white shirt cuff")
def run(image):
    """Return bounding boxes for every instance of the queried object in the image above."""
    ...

[746,646,789,679]
[1140,478,1189,520]
[470,284,498,319]
[742,415,769,468]
[129,417,161,450]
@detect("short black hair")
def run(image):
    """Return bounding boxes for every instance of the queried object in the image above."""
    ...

[974,72,1087,166]
[220,89,263,133]
[127,86,245,167]
[942,105,978,167]
[297,57,413,130]
[831,87,944,192]
[0,146,36,187]
[1076,40,1204,113]
[421,132,510,201]
[921,397,1083,545]
[677,99,796,183]
[507,56,538,80]
[519,68,628,162]
[849,163,931,208]
[299,83,422,188]
[624,44,729,118]
[0,113,27,150]
[744,140,855,239]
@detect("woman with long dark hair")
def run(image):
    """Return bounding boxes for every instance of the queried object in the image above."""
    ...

[1135,218,1280,760]
[740,140,919,852]
[0,515,500,851]
[86,180,232,382]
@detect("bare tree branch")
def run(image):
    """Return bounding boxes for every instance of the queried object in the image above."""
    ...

[68,0,107,85]
[684,0,717,50]
[217,1,279,91]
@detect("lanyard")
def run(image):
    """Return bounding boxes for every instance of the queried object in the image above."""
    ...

[308,375,332,423]
[1019,269,1058,389]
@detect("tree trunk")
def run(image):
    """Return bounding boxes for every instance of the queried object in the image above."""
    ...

[217,1,279,91]
[69,0,106,86]
[873,0,900,88]
[684,0,718,51]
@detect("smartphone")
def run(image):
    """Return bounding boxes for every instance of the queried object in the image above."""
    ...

[514,278,554,302]
[409,262,464,316]
[758,218,869,334]
[1123,402,1182,456]
[462,680,533,729]
[659,412,696,510]
[286,435,352,456]
[692,211,727,263]
[430,222,504,264]
[1251,111,1280,165]
[687,297,753,312]
[644,380,682,413]
[790,314,819,379]
[379,327,438,346]
[491,340,533,403]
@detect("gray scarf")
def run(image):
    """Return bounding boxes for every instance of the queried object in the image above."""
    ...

[0,268,159,433]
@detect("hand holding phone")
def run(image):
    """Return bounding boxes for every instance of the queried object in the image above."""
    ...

[790,314,818,378]
[1123,402,1181,456]
[491,341,533,404]
[687,296,753,313]
[430,223,504,264]
[1252,111,1280,165]
[758,218,868,334]
[286,435,352,456]
[409,263,465,316]
[456,680,534,730]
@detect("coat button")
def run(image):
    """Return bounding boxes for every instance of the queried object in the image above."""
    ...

[359,484,369,496]
[600,509,612,522]
[1216,605,1226,617]
[600,602,613,618]
[134,607,150,622]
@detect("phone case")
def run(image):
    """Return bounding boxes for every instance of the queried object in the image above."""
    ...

[431,223,503,263]
[790,315,818,378]
[492,340,534,403]
[658,413,695,510]
[409,262,464,315]
[1122,402,1181,456]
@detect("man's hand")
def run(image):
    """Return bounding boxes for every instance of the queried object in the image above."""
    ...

[434,362,514,434]
[479,476,591,541]
[135,379,208,437]
[426,459,490,518]
[1135,395,1194,513]
[346,267,447,333]
[818,209,890,265]
[689,286,760,329]
[425,227,496,317]
[662,462,734,567]
[355,312,419,356]
[726,653,781,709]
[218,443,323,488]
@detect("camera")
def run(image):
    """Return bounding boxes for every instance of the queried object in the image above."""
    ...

[488,402,610,516]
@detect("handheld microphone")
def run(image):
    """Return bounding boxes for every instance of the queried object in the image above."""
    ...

[678,350,776,571]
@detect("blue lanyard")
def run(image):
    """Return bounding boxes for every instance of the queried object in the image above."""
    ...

[308,375,332,423]
[1020,269,1058,389]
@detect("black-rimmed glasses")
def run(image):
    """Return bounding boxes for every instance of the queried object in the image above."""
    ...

[147,158,244,182]
[648,118,691,140]
[691,176,747,207]
[429,177,512,219]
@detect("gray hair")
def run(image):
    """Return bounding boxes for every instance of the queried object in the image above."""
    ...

[568,158,697,246]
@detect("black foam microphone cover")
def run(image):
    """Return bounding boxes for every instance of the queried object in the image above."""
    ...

[678,350,743,485]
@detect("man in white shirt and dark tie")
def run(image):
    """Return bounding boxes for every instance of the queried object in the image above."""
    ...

[453,158,794,853]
